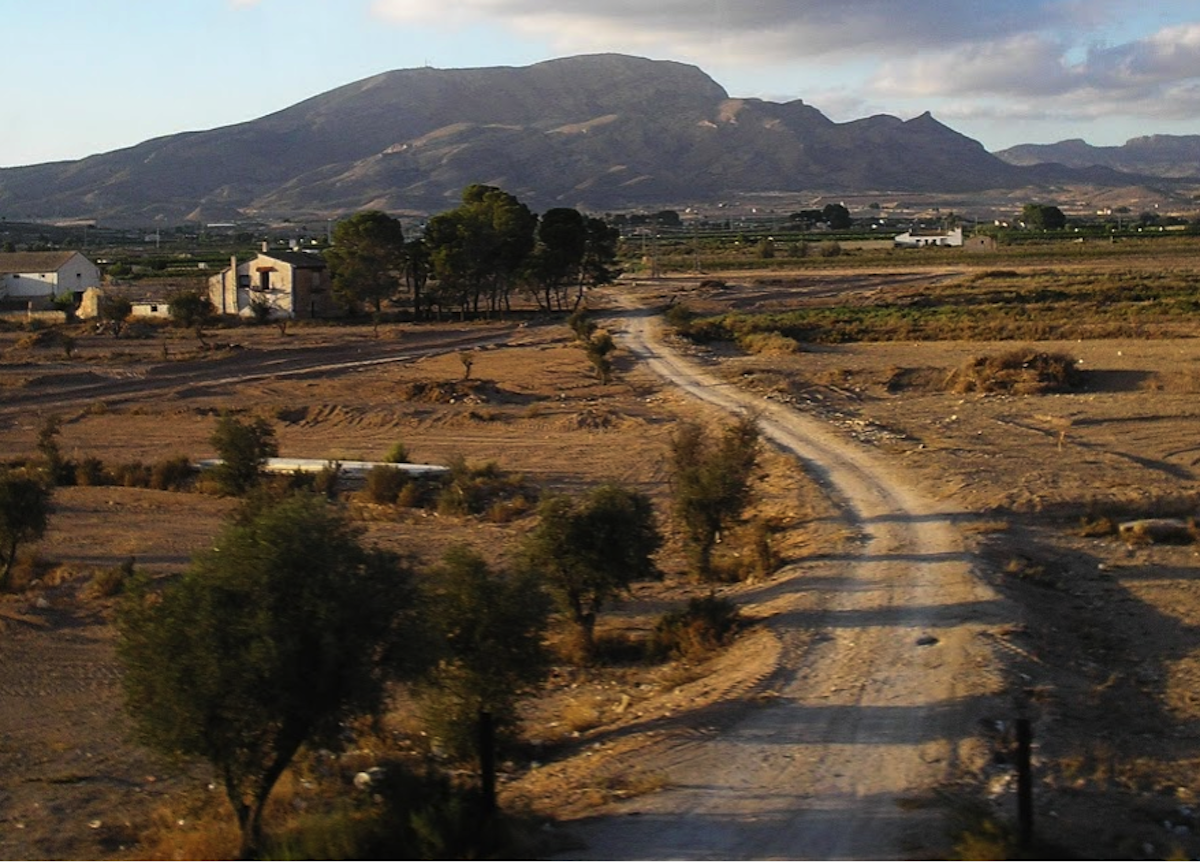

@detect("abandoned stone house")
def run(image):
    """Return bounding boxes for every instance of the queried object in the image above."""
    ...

[207,245,333,319]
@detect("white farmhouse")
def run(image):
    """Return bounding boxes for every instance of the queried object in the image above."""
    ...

[893,227,964,248]
[208,245,333,320]
[0,251,101,304]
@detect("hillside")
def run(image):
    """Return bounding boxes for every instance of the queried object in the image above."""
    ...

[996,135,1200,178]
[0,54,1167,225]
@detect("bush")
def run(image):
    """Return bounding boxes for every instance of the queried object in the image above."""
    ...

[818,241,842,258]
[649,594,741,661]
[383,441,410,464]
[363,464,408,505]
[150,455,195,492]
[114,461,152,488]
[74,456,111,487]
[89,557,135,598]
[435,457,532,518]
[946,349,1082,395]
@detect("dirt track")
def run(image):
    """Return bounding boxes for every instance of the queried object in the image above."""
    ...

[555,306,1012,859]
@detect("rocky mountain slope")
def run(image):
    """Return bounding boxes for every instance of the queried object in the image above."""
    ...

[997,135,1200,178]
[0,54,1164,224]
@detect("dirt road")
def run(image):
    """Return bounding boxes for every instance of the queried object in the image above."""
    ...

[557,308,1013,859]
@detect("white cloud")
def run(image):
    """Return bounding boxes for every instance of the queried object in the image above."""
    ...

[366,1,1200,133]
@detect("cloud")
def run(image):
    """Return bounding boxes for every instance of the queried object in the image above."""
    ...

[367,1,1200,127]
[873,21,1200,123]
[368,0,1112,61]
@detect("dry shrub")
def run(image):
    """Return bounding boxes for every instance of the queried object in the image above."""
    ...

[649,594,741,662]
[73,456,111,487]
[945,348,1081,395]
[559,699,605,735]
[114,461,152,488]
[1078,514,1119,537]
[150,455,194,491]
[739,332,801,356]
[86,557,135,599]
[363,464,407,504]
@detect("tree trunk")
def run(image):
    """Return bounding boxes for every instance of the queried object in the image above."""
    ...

[479,709,497,816]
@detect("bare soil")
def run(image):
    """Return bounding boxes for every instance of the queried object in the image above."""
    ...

[1,264,1200,858]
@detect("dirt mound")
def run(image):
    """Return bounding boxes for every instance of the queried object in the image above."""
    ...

[397,379,517,405]
[558,407,630,431]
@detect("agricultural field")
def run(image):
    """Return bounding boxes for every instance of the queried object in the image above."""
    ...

[2,239,1200,858]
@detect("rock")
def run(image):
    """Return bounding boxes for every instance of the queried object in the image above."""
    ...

[916,635,939,647]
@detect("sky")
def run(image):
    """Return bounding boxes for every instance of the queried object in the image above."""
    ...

[4,0,1200,168]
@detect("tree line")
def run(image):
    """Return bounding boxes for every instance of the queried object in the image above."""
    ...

[325,184,621,319]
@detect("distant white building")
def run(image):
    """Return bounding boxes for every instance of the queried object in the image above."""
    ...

[0,251,101,304]
[893,227,963,248]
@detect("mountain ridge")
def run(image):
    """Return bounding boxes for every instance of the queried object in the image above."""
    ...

[0,54,1183,225]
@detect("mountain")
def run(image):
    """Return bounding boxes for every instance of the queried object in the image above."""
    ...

[0,54,1163,225]
[996,135,1200,178]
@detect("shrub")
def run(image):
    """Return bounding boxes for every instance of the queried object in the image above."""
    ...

[818,241,842,258]
[74,456,111,487]
[114,461,152,488]
[383,441,410,464]
[435,457,532,518]
[567,308,597,342]
[150,455,195,492]
[89,557,135,598]
[364,464,408,504]
[649,594,741,661]
[313,462,341,500]
[946,349,1082,395]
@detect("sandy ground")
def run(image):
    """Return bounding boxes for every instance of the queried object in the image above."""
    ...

[2,266,1200,858]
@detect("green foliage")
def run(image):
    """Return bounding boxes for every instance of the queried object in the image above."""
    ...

[100,294,133,336]
[36,415,73,485]
[822,203,853,230]
[435,456,532,518]
[424,185,538,318]
[167,288,214,330]
[209,413,279,496]
[670,418,760,580]
[325,210,406,313]
[527,209,621,312]
[0,469,52,591]
[1022,202,1067,231]
[382,441,410,464]
[365,763,522,859]
[517,483,661,660]
[116,493,418,858]
[415,546,550,761]
[584,330,616,384]
[567,307,597,342]
[649,594,741,661]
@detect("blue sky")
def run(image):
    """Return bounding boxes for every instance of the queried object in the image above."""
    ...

[4,0,1200,168]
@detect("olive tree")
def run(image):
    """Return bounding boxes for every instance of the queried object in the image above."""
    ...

[117,493,418,858]
[0,470,52,591]
[416,546,550,811]
[517,483,661,659]
[209,413,278,496]
[670,417,760,580]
